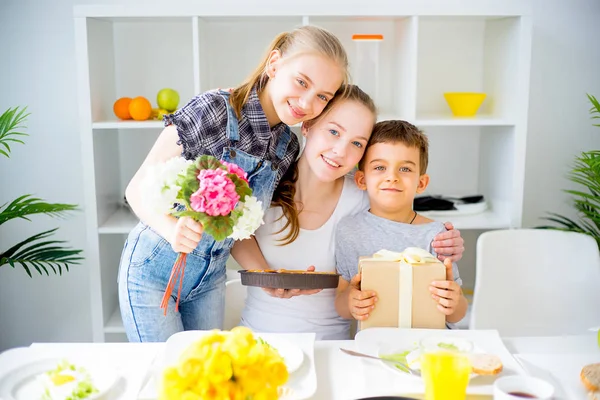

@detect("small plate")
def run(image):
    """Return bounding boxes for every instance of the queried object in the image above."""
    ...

[257,333,304,374]
[0,357,118,400]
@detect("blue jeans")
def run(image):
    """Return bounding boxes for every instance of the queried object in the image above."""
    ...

[118,223,227,342]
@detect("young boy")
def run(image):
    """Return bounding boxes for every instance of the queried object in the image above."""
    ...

[334,120,468,327]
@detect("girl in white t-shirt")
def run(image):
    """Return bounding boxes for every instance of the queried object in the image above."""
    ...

[230,85,464,339]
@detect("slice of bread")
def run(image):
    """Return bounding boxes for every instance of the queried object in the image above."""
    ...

[469,353,503,375]
[581,363,600,392]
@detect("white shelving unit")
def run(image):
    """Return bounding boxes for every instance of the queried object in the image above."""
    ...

[74,2,532,342]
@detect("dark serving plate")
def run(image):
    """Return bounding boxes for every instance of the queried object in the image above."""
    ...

[355,396,492,400]
[238,270,340,289]
[354,397,417,400]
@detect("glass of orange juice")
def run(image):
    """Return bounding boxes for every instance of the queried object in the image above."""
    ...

[420,336,473,400]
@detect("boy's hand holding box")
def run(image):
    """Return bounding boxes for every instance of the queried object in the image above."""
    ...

[359,248,446,330]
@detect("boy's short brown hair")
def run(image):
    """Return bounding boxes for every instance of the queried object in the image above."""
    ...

[358,120,429,174]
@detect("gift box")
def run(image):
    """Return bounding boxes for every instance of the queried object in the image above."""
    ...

[358,248,446,331]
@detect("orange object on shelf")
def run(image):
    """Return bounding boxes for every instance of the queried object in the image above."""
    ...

[352,34,384,41]
[128,96,152,121]
[113,97,132,120]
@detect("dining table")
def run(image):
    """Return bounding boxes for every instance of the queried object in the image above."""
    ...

[0,330,597,400]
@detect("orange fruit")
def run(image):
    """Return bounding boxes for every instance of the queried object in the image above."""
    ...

[128,96,152,121]
[113,97,132,120]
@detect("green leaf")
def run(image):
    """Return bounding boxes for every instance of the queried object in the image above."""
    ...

[0,195,78,226]
[0,228,84,276]
[196,155,227,171]
[203,216,235,241]
[175,162,201,210]
[0,106,30,158]
[540,97,600,250]
[588,93,600,126]
[170,209,210,225]
[230,174,252,199]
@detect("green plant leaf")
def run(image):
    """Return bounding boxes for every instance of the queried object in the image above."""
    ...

[540,95,600,250]
[229,174,252,200]
[588,94,600,127]
[196,154,227,171]
[203,216,235,241]
[0,229,84,277]
[0,195,78,226]
[0,106,29,158]
[175,162,201,210]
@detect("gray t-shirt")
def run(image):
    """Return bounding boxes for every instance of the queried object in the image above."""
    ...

[335,210,462,286]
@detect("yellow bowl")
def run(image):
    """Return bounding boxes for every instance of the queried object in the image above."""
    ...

[443,92,487,117]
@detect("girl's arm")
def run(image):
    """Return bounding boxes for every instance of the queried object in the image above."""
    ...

[230,237,270,271]
[125,125,202,250]
[433,222,465,262]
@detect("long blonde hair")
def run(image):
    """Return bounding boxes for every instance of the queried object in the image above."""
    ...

[229,25,349,119]
[271,85,377,245]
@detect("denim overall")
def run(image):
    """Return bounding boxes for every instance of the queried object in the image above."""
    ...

[118,91,293,342]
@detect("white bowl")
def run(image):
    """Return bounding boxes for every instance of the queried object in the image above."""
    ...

[493,375,554,399]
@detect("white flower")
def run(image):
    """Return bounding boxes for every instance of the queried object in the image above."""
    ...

[228,196,265,241]
[141,156,192,214]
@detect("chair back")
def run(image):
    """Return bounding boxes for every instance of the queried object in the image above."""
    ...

[224,278,248,330]
[470,229,600,336]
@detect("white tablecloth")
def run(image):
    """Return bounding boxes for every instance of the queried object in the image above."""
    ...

[0,332,597,400]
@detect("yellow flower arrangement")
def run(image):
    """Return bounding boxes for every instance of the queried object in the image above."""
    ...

[160,327,289,400]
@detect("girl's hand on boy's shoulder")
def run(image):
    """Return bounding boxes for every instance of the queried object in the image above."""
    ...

[432,221,465,262]
[348,273,377,321]
[262,265,323,299]
[429,259,461,315]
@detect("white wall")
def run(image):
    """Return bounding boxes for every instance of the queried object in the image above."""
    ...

[0,0,599,350]
[522,0,600,227]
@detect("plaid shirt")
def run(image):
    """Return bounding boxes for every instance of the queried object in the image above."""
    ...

[164,89,299,186]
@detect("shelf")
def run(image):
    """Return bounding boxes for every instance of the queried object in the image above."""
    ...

[377,113,514,127]
[77,7,532,343]
[421,209,510,230]
[100,201,510,232]
[105,306,125,333]
[412,114,515,127]
[415,16,521,121]
[92,116,513,130]
[420,201,511,230]
[98,207,139,234]
[93,120,164,130]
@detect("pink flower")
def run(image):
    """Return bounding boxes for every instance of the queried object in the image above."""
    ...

[190,169,240,216]
[221,161,248,183]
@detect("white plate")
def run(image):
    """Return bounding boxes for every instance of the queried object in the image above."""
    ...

[356,328,528,396]
[163,330,304,374]
[256,333,304,374]
[0,357,118,400]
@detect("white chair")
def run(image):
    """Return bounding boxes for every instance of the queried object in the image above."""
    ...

[470,229,600,336]
[224,278,247,330]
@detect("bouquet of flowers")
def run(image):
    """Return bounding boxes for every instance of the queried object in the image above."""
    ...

[160,327,288,400]
[142,155,265,314]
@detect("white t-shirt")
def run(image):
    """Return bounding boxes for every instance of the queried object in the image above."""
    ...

[240,175,369,340]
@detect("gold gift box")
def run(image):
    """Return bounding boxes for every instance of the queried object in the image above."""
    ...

[358,248,446,331]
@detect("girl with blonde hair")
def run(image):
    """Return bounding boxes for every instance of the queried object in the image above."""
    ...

[119,25,350,342]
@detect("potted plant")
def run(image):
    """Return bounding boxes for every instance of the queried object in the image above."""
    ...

[0,107,83,276]
[539,94,600,249]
